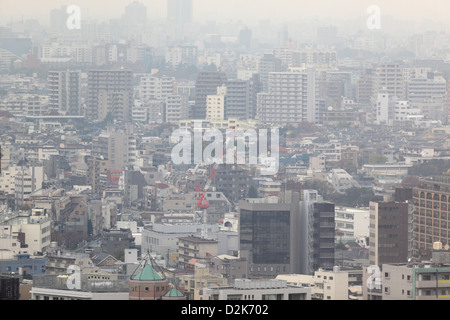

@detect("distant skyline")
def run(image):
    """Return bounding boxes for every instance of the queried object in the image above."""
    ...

[1,0,449,26]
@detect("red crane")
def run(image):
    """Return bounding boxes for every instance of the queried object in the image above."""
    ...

[195,126,236,212]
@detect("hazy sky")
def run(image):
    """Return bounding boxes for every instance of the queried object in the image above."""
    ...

[1,0,449,25]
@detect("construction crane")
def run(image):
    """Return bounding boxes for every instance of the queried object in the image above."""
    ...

[195,126,236,238]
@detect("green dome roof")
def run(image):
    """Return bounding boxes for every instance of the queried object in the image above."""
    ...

[164,287,184,297]
[132,264,164,281]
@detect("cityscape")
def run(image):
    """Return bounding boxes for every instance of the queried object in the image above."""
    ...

[1,0,450,304]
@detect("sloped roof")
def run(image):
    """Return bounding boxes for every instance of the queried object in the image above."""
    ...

[132,264,164,281]
[164,287,184,297]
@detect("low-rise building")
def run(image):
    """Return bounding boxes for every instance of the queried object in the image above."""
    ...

[277,267,349,300]
[202,278,311,300]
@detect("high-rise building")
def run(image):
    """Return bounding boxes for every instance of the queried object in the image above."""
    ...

[122,1,147,27]
[206,86,227,120]
[193,71,227,119]
[224,75,261,120]
[412,176,450,260]
[356,69,374,106]
[87,69,133,122]
[48,70,81,115]
[372,62,405,100]
[139,75,175,101]
[258,53,283,92]
[49,6,67,34]
[369,201,409,268]
[14,164,44,208]
[239,190,334,278]
[91,125,137,171]
[257,69,316,125]
[165,94,189,123]
[239,194,300,279]
[167,0,193,26]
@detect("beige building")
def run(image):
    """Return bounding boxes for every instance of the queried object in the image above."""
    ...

[206,86,227,120]
[277,267,349,300]
[177,236,218,269]
[382,246,450,300]
[176,260,228,300]
[0,211,51,255]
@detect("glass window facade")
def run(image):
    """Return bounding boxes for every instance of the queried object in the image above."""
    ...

[240,209,290,264]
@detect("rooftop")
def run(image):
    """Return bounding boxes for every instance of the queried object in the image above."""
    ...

[132,264,164,281]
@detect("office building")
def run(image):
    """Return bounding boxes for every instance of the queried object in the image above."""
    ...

[239,190,335,278]
[239,194,299,278]
[369,201,409,268]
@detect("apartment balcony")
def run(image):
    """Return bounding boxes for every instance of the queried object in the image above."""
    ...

[415,280,450,289]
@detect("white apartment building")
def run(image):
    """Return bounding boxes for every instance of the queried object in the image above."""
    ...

[0,164,18,195]
[47,70,81,115]
[406,72,447,104]
[373,91,391,125]
[327,169,360,194]
[257,69,316,125]
[139,75,175,101]
[0,94,49,117]
[334,206,370,245]
[202,279,311,300]
[0,211,51,255]
[313,141,341,165]
[14,165,44,207]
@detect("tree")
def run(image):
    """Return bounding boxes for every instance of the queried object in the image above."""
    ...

[401,175,420,188]
[114,248,125,261]
[369,154,388,164]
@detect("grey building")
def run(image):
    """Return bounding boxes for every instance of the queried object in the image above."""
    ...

[225,75,261,120]
[87,69,133,122]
